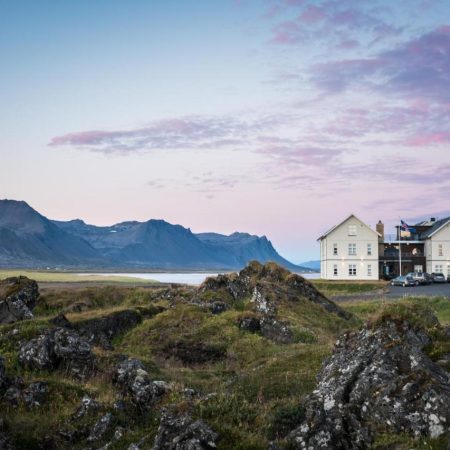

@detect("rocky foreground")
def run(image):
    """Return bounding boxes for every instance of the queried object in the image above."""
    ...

[0,263,449,449]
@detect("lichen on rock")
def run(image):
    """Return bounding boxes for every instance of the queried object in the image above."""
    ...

[288,307,450,449]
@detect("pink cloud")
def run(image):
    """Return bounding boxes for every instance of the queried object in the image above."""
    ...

[298,5,327,23]
[407,132,450,146]
[310,26,450,103]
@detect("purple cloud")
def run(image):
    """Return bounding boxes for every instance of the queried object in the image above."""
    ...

[311,26,450,103]
[268,1,401,48]
[49,115,282,154]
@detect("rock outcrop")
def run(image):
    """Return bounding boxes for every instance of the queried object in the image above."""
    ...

[0,277,39,324]
[19,328,95,379]
[197,261,350,319]
[152,409,218,449]
[114,358,169,410]
[74,309,143,349]
[0,357,6,391]
[289,309,450,449]
[197,261,350,345]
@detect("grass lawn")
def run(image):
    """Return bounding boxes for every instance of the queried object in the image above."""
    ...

[340,295,450,326]
[311,279,388,296]
[0,270,153,284]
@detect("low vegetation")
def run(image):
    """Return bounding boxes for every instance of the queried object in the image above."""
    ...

[0,267,448,449]
[311,279,388,297]
[0,270,152,284]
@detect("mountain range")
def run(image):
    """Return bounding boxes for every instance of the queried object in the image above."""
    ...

[0,199,307,271]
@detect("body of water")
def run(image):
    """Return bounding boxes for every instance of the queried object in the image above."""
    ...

[79,271,320,285]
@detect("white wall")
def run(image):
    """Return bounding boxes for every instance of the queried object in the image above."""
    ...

[426,221,450,275]
[320,216,379,280]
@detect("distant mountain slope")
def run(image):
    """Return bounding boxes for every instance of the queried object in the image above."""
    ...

[53,219,226,269]
[196,232,304,271]
[0,199,303,270]
[0,200,104,267]
[55,219,304,270]
[298,260,320,272]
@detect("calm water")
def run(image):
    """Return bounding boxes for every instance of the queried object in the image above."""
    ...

[80,272,319,285]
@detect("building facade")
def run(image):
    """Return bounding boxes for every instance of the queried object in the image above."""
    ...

[320,215,450,280]
[318,214,380,280]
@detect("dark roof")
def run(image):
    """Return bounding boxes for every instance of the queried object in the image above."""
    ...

[419,217,450,239]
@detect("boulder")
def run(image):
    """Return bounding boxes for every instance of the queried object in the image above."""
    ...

[2,379,48,410]
[19,328,95,379]
[18,332,55,371]
[0,432,14,450]
[3,386,21,407]
[238,316,261,333]
[197,261,351,320]
[74,309,143,349]
[114,358,168,410]
[22,381,48,409]
[162,341,226,365]
[73,395,100,420]
[49,313,73,329]
[289,314,450,449]
[0,357,7,391]
[152,409,218,449]
[87,412,114,442]
[260,317,295,344]
[0,277,39,324]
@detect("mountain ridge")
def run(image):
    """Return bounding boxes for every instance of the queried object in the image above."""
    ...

[0,199,307,271]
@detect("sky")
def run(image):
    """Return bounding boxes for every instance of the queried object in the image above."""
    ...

[1,0,450,262]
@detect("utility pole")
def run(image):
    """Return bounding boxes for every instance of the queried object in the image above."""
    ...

[399,222,402,276]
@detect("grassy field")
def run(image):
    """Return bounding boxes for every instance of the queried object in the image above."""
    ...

[0,270,153,284]
[0,277,449,449]
[311,279,388,296]
[340,295,450,326]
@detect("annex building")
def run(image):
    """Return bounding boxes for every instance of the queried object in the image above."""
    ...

[318,214,450,280]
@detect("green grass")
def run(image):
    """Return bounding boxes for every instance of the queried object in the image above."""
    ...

[0,270,153,283]
[311,279,387,297]
[1,280,449,450]
[340,296,450,326]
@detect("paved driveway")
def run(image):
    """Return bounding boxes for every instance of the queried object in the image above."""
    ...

[385,282,450,298]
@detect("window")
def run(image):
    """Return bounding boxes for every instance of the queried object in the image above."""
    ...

[333,265,338,276]
[447,265,450,276]
[348,225,357,236]
[333,243,338,255]
[367,264,372,276]
[435,264,443,273]
[438,244,443,257]
[367,243,372,256]
[349,264,356,276]
[348,243,356,256]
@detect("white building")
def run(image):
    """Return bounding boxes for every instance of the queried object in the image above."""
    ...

[318,214,380,280]
[422,218,450,276]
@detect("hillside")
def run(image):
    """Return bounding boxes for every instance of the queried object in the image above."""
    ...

[196,232,302,271]
[297,260,320,272]
[0,199,304,270]
[0,200,105,268]
[0,262,448,449]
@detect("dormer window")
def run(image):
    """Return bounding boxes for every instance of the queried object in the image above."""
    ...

[348,225,357,236]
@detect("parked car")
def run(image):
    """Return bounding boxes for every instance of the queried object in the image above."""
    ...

[405,271,432,285]
[448,275,450,283]
[391,275,416,287]
[431,273,446,283]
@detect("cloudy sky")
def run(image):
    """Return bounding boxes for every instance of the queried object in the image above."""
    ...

[1,0,449,261]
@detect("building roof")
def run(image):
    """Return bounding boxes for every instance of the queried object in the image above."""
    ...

[419,217,450,239]
[317,214,381,241]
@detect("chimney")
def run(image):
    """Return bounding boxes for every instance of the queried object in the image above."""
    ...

[376,220,384,242]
